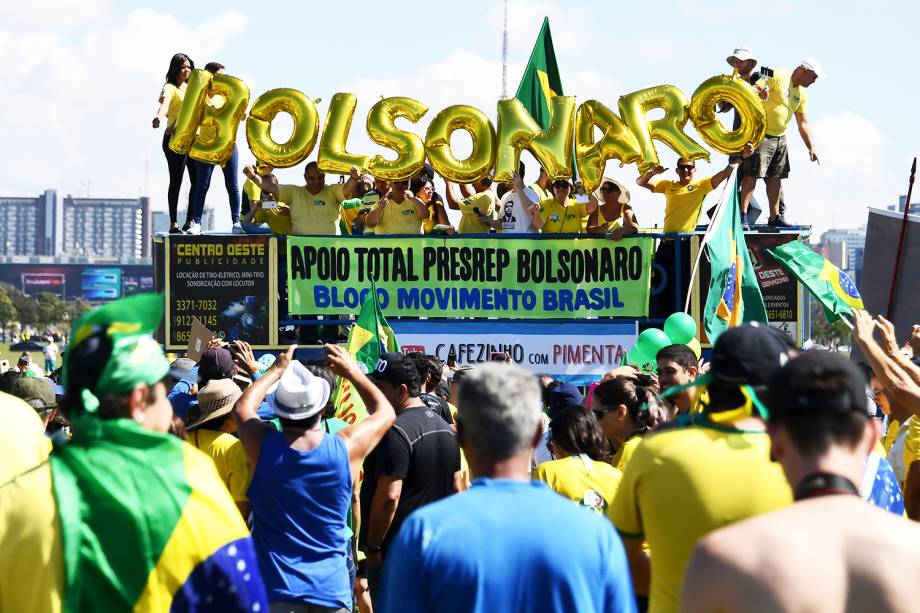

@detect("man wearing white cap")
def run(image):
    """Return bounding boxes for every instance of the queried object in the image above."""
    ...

[233,344,396,612]
[739,57,826,227]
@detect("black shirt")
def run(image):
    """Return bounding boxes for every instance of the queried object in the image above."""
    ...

[359,405,460,554]
[420,392,454,424]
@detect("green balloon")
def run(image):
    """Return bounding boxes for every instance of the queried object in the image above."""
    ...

[636,328,671,360]
[664,312,698,345]
[627,345,648,367]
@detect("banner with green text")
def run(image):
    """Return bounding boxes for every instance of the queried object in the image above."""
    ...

[287,236,652,319]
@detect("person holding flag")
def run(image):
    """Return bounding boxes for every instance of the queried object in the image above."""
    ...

[41,294,267,611]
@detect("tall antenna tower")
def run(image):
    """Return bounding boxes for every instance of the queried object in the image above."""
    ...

[502,0,509,99]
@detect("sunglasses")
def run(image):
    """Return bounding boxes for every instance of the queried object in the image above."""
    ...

[677,165,695,172]
[599,184,619,192]
[552,182,570,189]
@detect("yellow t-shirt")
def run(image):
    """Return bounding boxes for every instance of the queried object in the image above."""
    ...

[189,429,251,503]
[0,394,64,613]
[539,197,589,234]
[652,179,714,233]
[422,203,438,234]
[534,455,623,515]
[374,197,424,235]
[763,68,808,137]
[457,191,497,234]
[160,82,187,129]
[611,435,642,471]
[278,183,346,235]
[609,421,792,613]
[253,204,293,235]
[447,401,472,490]
[883,419,901,455]
[242,179,262,205]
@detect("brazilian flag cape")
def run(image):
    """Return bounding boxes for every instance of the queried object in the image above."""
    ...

[51,294,267,612]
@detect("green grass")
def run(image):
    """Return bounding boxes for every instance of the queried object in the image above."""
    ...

[0,347,59,373]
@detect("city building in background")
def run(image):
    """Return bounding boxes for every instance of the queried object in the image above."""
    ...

[0,190,60,256]
[151,209,215,234]
[62,195,151,259]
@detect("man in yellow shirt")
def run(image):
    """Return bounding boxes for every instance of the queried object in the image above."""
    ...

[0,393,64,613]
[528,179,591,234]
[241,172,293,235]
[444,176,497,234]
[637,158,735,318]
[365,179,429,235]
[609,324,793,613]
[243,162,361,235]
[739,59,824,227]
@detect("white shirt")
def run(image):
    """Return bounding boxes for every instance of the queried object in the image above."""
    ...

[497,189,537,234]
[43,342,58,361]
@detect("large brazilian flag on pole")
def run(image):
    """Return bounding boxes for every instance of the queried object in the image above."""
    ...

[515,17,564,130]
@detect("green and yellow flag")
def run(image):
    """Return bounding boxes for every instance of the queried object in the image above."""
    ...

[52,294,267,611]
[515,17,564,130]
[768,240,865,322]
[702,174,768,342]
[334,282,399,425]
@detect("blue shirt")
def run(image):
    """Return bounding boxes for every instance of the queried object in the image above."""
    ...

[248,429,352,608]
[379,478,636,613]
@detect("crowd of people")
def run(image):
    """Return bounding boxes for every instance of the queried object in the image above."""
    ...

[152,48,823,240]
[4,290,920,612]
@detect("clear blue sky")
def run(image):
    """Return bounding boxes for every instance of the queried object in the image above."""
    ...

[2,0,916,235]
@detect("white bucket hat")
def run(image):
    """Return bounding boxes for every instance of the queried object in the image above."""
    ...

[271,361,332,420]
[726,47,757,66]
[592,177,631,205]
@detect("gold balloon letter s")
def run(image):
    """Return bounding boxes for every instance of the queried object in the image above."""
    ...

[366,97,429,181]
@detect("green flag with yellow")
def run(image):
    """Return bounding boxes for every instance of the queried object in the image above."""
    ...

[515,17,564,130]
[333,282,399,424]
[768,240,865,322]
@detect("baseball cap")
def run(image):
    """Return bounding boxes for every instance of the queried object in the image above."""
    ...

[710,323,790,387]
[545,382,584,419]
[799,57,826,79]
[766,352,866,420]
[199,347,235,383]
[272,361,331,420]
[726,46,756,66]
[169,357,196,379]
[368,352,421,389]
[11,377,56,411]
[185,377,242,430]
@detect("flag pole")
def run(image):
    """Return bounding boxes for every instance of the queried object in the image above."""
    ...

[885,157,917,320]
[684,166,738,313]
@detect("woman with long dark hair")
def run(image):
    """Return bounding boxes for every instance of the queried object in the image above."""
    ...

[184,61,244,235]
[592,374,668,470]
[152,53,195,233]
[533,405,622,514]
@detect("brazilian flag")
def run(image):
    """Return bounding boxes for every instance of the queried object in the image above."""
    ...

[333,282,399,424]
[702,175,768,342]
[768,240,865,322]
[51,294,267,611]
[515,17,564,130]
